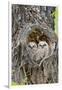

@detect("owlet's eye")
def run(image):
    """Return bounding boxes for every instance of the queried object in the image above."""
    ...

[39,44,43,47]
[43,44,46,47]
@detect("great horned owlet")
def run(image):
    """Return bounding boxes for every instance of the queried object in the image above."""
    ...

[26,42,37,60]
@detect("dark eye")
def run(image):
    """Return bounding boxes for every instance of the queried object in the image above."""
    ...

[32,45,35,48]
[39,44,42,47]
[28,45,35,49]
[28,45,32,48]
[43,44,46,47]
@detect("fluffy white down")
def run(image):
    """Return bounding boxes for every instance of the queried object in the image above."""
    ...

[26,41,49,61]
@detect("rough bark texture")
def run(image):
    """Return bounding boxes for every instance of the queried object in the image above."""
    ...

[12,5,58,85]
